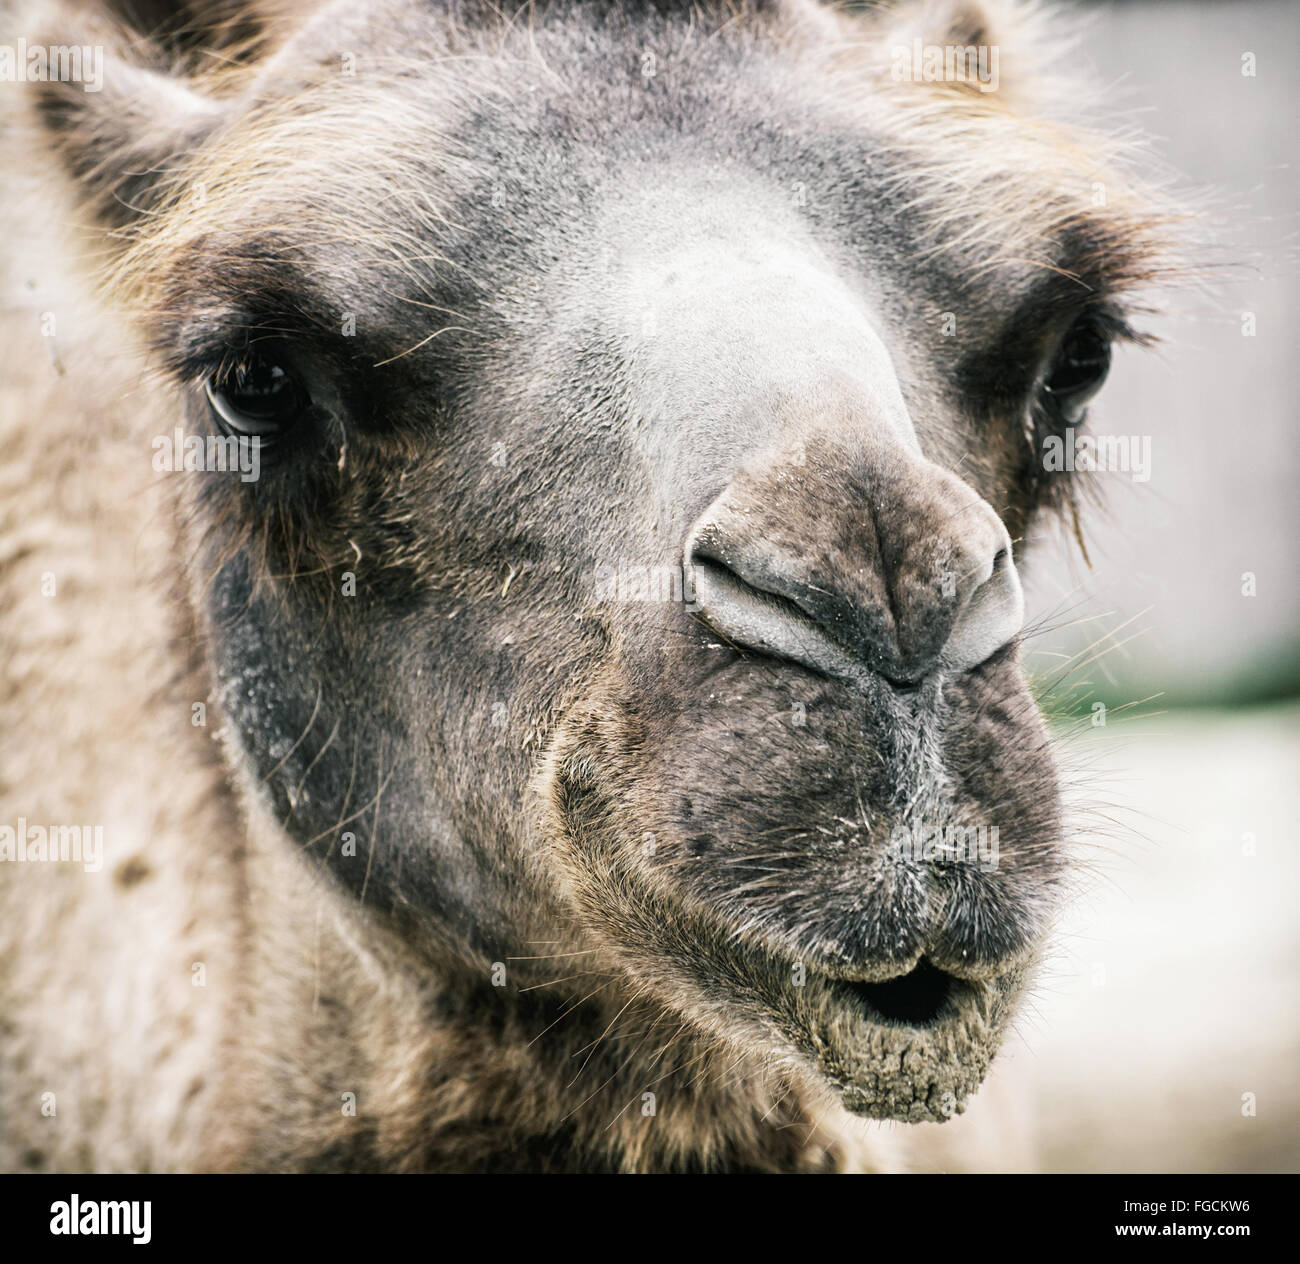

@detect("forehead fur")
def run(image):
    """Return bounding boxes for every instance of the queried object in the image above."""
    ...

[40,0,1180,352]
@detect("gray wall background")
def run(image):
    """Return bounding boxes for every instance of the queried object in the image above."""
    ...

[1022,0,1299,708]
[982,0,1300,1173]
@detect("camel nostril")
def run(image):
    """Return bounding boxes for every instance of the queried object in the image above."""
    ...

[849,958,954,1026]
[688,550,866,680]
[687,465,1023,683]
[938,540,1024,676]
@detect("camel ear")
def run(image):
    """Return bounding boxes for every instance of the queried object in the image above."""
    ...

[33,48,229,231]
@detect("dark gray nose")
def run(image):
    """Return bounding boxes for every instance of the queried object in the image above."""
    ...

[686,437,1024,685]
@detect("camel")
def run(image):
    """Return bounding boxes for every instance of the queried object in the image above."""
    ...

[0,0,1175,1171]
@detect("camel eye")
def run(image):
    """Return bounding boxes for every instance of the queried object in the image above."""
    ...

[1044,316,1111,425]
[205,356,307,439]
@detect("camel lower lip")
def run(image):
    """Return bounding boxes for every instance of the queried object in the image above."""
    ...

[808,963,1020,1123]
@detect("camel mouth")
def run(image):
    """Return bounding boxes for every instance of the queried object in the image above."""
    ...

[545,723,1038,1124]
[804,958,1020,1122]
[842,957,959,1027]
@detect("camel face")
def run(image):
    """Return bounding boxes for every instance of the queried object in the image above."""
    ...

[31,0,1165,1134]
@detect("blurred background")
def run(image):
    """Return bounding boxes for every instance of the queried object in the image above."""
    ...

[930,0,1300,1173]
